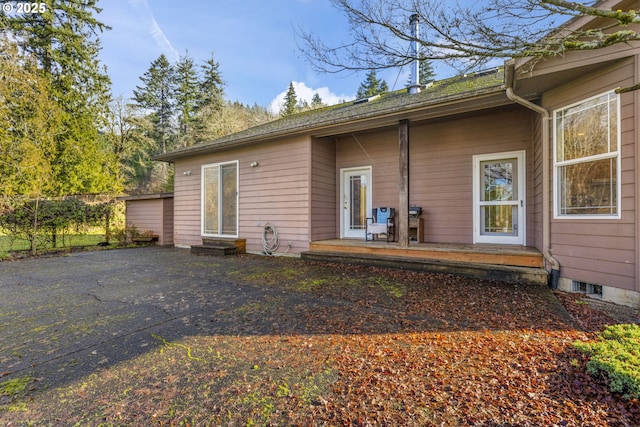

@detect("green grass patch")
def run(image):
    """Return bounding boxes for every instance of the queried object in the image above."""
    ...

[0,376,33,400]
[369,277,406,298]
[0,232,106,259]
[574,323,640,399]
[298,278,329,291]
[298,368,339,405]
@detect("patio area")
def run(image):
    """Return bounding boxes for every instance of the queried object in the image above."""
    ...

[2,246,638,425]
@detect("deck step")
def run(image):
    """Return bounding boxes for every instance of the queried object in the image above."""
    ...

[192,245,237,256]
[301,250,548,285]
[191,238,246,256]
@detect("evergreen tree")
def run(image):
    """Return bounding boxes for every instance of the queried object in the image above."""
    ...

[5,0,117,196]
[199,52,225,111]
[280,82,298,117]
[185,52,226,147]
[407,59,436,87]
[133,54,176,154]
[419,59,435,84]
[356,70,388,99]
[311,93,325,109]
[174,51,200,146]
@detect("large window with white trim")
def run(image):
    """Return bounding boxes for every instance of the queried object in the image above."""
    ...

[554,91,620,218]
[202,161,238,236]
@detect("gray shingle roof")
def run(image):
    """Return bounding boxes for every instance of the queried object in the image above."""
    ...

[156,68,505,161]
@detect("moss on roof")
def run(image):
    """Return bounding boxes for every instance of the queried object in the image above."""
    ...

[158,67,505,160]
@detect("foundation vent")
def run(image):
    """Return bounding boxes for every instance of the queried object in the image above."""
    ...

[572,280,603,299]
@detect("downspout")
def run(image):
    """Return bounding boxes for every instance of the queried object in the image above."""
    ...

[504,61,560,288]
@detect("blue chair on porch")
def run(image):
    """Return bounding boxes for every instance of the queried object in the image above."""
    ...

[366,207,395,242]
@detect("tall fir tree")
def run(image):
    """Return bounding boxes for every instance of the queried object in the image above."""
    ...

[199,52,225,111]
[356,70,388,99]
[174,51,200,147]
[186,52,226,146]
[419,59,436,84]
[407,59,436,87]
[133,54,176,154]
[280,82,298,117]
[4,0,116,196]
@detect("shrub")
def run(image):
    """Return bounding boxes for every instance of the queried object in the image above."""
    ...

[574,323,640,399]
[110,223,148,246]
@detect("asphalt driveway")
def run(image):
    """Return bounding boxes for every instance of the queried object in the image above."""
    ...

[0,246,575,392]
[0,247,296,392]
[7,246,632,426]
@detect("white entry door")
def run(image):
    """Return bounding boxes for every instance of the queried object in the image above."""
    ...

[341,167,372,239]
[473,151,525,245]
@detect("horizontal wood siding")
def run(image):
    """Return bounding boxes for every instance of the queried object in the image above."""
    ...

[334,109,534,245]
[173,137,312,253]
[335,127,399,236]
[336,128,399,205]
[532,114,544,250]
[174,157,203,247]
[411,108,535,244]
[162,197,174,245]
[543,57,637,291]
[310,137,337,240]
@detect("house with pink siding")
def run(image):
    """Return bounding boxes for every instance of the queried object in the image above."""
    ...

[156,1,640,308]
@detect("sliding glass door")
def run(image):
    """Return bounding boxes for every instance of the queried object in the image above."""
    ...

[202,161,238,237]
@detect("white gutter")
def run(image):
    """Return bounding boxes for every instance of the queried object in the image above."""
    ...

[504,61,560,286]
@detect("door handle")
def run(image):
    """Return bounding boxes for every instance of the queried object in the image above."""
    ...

[344,197,348,210]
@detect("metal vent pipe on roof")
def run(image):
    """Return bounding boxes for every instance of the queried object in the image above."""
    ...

[409,13,421,94]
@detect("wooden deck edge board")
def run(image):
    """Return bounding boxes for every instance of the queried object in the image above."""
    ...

[301,250,548,285]
[308,243,543,268]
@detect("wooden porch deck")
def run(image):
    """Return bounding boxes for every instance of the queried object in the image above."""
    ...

[301,239,548,285]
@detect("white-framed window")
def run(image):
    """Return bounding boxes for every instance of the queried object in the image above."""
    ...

[201,161,238,237]
[554,91,620,218]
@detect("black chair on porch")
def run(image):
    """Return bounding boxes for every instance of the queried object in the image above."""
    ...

[366,207,395,242]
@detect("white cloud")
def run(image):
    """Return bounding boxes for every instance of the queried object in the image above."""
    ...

[269,81,355,114]
[129,0,179,63]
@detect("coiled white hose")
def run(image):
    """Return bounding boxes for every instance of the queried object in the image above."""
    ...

[262,223,279,255]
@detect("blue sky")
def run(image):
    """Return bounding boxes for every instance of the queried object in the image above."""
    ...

[97,0,447,113]
[99,0,367,111]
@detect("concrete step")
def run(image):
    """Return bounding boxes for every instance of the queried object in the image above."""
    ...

[301,250,549,286]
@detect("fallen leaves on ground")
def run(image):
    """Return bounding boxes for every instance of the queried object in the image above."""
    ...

[2,257,639,426]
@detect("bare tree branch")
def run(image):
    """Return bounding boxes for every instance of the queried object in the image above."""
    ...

[297,0,640,74]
